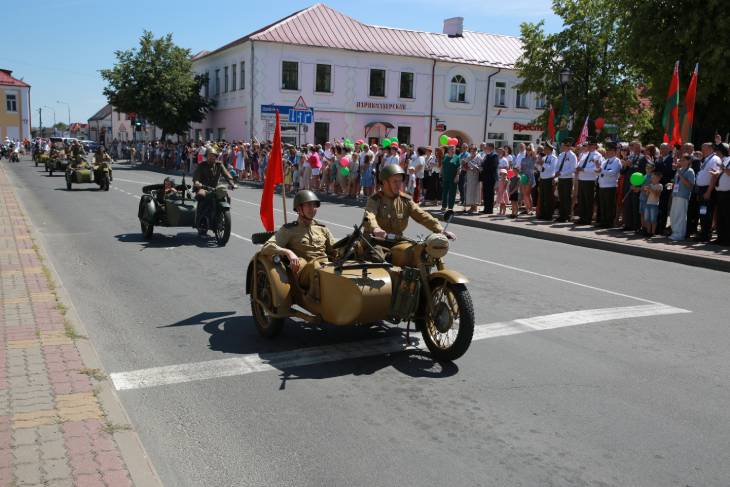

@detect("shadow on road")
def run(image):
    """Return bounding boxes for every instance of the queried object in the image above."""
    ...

[157,311,458,383]
[114,232,223,249]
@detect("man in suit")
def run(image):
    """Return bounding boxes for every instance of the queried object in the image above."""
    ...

[655,143,676,235]
[480,142,499,214]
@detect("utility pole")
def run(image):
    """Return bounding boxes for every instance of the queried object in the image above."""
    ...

[38,108,43,138]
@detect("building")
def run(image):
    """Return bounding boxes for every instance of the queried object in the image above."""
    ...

[87,104,162,144]
[0,69,31,141]
[190,3,546,151]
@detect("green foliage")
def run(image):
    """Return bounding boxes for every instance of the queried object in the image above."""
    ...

[100,31,214,138]
[516,0,653,140]
[615,0,730,143]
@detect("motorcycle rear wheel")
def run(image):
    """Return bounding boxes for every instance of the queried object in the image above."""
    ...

[417,282,474,362]
[251,263,284,338]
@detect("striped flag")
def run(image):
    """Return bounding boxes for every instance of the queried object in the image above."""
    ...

[662,61,681,146]
[680,63,699,144]
[577,116,589,145]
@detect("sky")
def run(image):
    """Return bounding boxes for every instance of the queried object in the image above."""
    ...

[7,0,561,125]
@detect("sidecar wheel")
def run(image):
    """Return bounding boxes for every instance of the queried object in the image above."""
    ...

[418,283,474,362]
[214,210,231,246]
[251,265,284,338]
[140,220,154,240]
[66,177,72,191]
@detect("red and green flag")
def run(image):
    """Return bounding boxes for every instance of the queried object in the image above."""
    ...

[662,61,681,146]
[680,63,699,144]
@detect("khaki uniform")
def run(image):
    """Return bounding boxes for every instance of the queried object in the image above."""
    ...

[193,161,234,188]
[261,220,335,287]
[94,152,111,164]
[363,191,443,236]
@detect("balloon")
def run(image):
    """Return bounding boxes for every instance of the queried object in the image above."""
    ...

[507,169,515,179]
[439,134,449,146]
[629,172,645,186]
[390,142,399,148]
[519,173,529,185]
[448,137,458,146]
[356,139,364,145]
[340,167,350,177]
[390,137,398,143]
[361,144,368,150]
[594,117,605,131]
[382,138,391,148]
[339,157,349,167]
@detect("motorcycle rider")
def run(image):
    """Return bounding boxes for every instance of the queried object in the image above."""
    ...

[262,190,335,291]
[192,146,237,229]
[363,164,456,240]
[68,140,87,167]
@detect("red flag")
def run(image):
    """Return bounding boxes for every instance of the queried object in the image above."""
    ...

[547,105,556,142]
[260,111,283,231]
[681,63,699,143]
[577,116,589,145]
[662,61,681,146]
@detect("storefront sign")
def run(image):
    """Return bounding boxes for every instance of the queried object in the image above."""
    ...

[513,122,542,132]
[356,101,407,111]
[435,122,447,131]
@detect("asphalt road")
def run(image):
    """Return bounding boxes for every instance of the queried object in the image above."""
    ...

[5,157,729,487]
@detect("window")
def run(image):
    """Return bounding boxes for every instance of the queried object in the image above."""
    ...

[194,129,201,141]
[231,64,237,92]
[282,61,299,90]
[397,126,411,145]
[314,122,330,146]
[215,69,220,96]
[449,75,466,103]
[205,128,213,141]
[204,71,210,98]
[516,90,528,108]
[494,81,506,107]
[240,62,245,90]
[217,128,226,141]
[513,134,531,154]
[535,95,546,109]
[400,72,414,99]
[315,64,332,93]
[117,112,121,121]
[369,69,386,97]
[487,132,505,141]
[5,94,16,112]
[224,66,229,93]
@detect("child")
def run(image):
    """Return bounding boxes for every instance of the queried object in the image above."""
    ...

[496,168,509,215]
[508,169,520,218]
[283,162,293,194]
[406,166,417,195]
[638,162,654,233]
[361,154,375,197]
[643,171,663,237]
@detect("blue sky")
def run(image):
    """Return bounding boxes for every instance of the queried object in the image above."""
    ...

[7,0,561,124]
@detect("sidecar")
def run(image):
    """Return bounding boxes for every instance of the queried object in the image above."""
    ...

[65,164,111,191]
[45,155,69,176]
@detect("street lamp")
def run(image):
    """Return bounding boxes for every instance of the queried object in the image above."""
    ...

[56,100,71,134]
[559,67,571,95]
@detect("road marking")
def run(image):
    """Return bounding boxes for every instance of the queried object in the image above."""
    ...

[110,303,689,391]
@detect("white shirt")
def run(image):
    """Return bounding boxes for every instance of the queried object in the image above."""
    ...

[540,153,558,179]
[717,157,730,192]
[577,150,602,181]
[498,157,510,171]
[514,151,526,171]
[409,155,425,179]
[598,156,621,188]
[556,150,577,179]
[384,155,400,166]
[696,154,720,186]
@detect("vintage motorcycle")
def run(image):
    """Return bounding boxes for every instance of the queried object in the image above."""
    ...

[137,178,233,246]
[46,149,69,176]
[65,160,112,191]
[246,213,474,361]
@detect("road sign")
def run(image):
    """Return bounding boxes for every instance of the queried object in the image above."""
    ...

[293,96,309,111]
[288,109,313,124]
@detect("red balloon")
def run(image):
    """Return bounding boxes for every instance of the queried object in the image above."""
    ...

[390,142,399,148]
[594,117,605,131]
[507,169,515,178]
[339,156,349,167]
[448,138,458,146]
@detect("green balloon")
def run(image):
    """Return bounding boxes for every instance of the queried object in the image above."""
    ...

[382,138,391,148]
[340,167,350,177]
[519,173,529,185]
[390,137,398,143]
[629,172,645,186]
[361,144,368,150]
[439,134,449,146]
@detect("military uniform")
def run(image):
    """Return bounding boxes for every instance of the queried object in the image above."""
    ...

[261,220,335,287]
[363,191,443,236]
[193,161,234,188]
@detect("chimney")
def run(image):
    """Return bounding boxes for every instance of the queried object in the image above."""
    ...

[443,17,464,37]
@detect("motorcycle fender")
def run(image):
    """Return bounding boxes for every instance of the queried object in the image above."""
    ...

[217,201,231,210]
[249,256,292,312]
[138,195,157,224]
[429,269,469,285]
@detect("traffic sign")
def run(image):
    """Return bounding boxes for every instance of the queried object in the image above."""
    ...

[293,96,309,111]
[288,109,313,124]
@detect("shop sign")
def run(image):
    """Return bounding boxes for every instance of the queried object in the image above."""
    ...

[513,122,542,132]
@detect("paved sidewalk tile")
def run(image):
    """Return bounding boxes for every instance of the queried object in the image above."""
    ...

[0,166,137,486]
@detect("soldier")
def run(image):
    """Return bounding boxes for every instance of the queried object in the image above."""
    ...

[192,146,237,229]
[363,164,455,240]
[69,140,87,166]
[93,146,111,165]
[262,190,336,289]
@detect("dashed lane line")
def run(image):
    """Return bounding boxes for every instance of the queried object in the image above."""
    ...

[110,303,690,391]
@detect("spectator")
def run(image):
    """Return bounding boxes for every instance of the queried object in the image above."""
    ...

[643,171,663,237]
[441,145,459,212]
[669,154,695,241]
[692,142,720,242]
[713,143,730,245]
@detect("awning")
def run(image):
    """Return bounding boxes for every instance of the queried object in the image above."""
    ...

[364,121,395,138]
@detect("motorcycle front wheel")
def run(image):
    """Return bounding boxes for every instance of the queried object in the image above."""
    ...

[417,282,474,362]
[214,210,231,246]
[140,220,154,240]
[251,262,284,338]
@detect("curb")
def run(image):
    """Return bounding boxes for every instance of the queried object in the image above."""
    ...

[2,162,164,487]
[145,170,730,273]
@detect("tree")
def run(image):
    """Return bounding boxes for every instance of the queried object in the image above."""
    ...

[100,31,213,139]
[515,0,652,141]
[616,0,730,144]
[53,122,69,131]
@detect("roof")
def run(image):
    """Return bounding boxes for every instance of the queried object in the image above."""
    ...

[0,69,30,88]
[196,3,522,69]
[88,104,112,121]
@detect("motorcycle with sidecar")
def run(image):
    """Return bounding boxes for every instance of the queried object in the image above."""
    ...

[65,160,112,191]
[245,215,475,361]
[137,179,233,246]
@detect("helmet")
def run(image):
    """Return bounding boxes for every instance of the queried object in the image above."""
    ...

[164,177,176,185]
[206,146,219,156]
[424,233,450,259]
[379,163,406,182]
[293,190,320,210]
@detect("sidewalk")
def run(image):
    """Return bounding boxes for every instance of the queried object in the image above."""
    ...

[0,164,160,487]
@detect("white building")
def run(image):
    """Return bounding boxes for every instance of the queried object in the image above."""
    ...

[191,3,547,151]
[88,104,163,144]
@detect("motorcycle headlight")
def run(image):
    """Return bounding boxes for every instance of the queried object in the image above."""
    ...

[425,233,449,259]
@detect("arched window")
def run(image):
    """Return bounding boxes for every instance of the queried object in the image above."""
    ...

[450,75,467,103]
